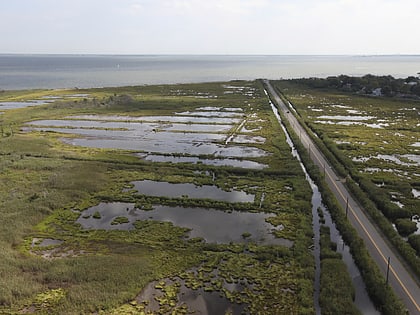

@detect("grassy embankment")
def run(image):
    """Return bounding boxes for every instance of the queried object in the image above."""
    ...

[1,81,316,314]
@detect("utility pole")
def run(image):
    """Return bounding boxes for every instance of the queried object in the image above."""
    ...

[386,257,391,285]
[345,197,349,218]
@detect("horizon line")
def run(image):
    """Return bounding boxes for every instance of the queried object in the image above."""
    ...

[1,53,420,57]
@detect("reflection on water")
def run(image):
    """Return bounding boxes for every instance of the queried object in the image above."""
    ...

[26,113,268,158]
[314,120,388,129]
[320,208,380,315]
[70,114,241,125]
[317,115,375,121]
[176,111,243,118]
[268,92,378,314]
[0,100,50,110]
[62,137,266,157]
[141,154,268,169]
[353,154,420,167]
[28,119,233,133]
[130,180,255,203]
[138,279,246,315]
[76,202,291,246]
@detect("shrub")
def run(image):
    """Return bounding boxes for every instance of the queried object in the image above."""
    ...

[395,219,417,237]
[408,234,420,255]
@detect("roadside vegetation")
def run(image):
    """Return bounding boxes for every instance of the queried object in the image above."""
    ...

[269,79,414,314]
[0,81,318,314]
[319,225,360,315]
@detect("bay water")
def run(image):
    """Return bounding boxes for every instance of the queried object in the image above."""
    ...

[1,54,419,90]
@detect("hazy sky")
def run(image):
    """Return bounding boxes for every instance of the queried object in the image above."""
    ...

[1,0,419,55]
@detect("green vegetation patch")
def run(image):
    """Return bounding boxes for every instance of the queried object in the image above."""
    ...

[0,81,315,314]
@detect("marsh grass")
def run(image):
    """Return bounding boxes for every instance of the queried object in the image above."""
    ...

[0,81,316,314]
[274,80,420,233]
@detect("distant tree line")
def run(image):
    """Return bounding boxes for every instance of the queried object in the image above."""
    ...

[292,74,420,98]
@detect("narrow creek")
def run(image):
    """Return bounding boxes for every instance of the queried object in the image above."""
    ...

[266,91,379,315]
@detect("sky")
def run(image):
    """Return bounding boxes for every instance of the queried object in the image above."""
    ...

[0,0,419,55]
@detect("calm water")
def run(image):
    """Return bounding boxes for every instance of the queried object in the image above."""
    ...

[1,54,420,90]
[76,202,290,245]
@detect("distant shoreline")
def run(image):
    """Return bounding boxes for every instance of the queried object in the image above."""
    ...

[1,55,419,90]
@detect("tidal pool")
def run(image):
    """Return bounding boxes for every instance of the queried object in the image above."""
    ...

[130,180,255,203]
[196,106,243,112]
[76,202,290,246]
[314,120,388,128]
[62,136,267,158]
[70,114,241,125]
[317,116,374,122]
[0,100,50,110]
[27,119,233,133]
[140,154,267,169]
[229,135,266,144]
[137,279,246,315]
[29,127,228,143]
[240,125,262,133]
[176,111,243,118]
[27,113,268,157]
[353,154,420,167]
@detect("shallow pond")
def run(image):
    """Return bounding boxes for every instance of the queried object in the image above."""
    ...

[314,120,388,128]
[317,115,375,121]
[28,119,233,133]
[28,124,264,145]
[129,180,254,203]
[28,126,226,142]
[76,202,290,246]
[27,113,268,158]
[0,100,50,110]
[70,114,241,125]
[196,106,243,112]
[138,279,246,315]
[229,135,266,144]
[62,136,267,158]
[140,154,268,169]
[176,111,243,118]
[353,154,420,167]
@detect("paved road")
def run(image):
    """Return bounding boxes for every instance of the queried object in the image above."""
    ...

[265,80,420,315]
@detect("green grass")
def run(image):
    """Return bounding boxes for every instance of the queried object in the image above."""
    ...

[0,81,317,314]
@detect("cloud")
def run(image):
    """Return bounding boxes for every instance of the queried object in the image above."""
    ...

[0,0,419,54]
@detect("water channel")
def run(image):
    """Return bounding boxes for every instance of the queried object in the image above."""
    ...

[267,91,379,315]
